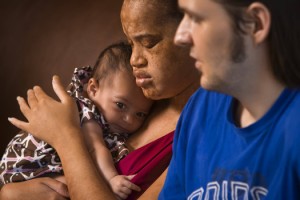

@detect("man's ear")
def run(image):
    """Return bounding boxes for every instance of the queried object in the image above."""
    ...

[246,2,271,45]
[87,78,100,99]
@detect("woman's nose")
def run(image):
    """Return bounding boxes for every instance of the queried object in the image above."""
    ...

[130,49,147,68]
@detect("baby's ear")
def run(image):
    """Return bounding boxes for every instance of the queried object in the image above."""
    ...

[87,78,100,98]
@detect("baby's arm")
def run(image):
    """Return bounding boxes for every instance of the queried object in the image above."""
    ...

[82,120,140,199]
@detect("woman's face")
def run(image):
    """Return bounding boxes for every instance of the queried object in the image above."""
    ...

[121,0,199,100]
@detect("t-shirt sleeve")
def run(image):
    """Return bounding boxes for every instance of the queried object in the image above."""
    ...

[159,153,186,199]
[159,107,188,199]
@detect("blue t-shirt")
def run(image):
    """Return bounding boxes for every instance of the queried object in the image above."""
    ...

[159,88,300,200]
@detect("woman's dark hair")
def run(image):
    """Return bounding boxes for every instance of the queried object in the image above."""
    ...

[122,0,183,26]
[213,0,300,88]
[157,0,184,24]
[92,41,132,81]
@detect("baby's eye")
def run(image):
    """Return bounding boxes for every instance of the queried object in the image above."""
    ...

[116,102,126,110]
[136,112,147,119]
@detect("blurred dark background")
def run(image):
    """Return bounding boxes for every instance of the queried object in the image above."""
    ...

[0,0,125,154]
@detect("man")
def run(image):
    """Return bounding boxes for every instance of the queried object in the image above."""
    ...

[0,0,199,199]
[160,0,300,199]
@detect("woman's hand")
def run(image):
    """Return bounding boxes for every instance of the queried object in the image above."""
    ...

[8,75,80,147]
[0,177,69,200]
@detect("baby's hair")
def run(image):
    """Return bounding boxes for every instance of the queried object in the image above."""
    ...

[92,41,132,82]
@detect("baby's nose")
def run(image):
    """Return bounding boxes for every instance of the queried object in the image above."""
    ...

[123,114,134,124]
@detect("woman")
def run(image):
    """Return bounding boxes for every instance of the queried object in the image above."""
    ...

[0,0,199,199]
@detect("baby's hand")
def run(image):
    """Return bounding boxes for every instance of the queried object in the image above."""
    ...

[109,174,141,199]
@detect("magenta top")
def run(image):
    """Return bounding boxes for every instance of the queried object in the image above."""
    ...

[116,131,174,200]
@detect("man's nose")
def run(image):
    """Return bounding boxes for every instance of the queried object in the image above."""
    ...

[174,15,193,47]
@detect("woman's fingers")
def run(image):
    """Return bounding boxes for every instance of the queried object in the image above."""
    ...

[0,177,69,200]
[7,77,80,146]
[52,75,69,103]
[16,96,30,119]
[41,177,70,198]
[8,95,32,132]
[8,117,29,132]
[27,89,38,109]
[32,85,49,102]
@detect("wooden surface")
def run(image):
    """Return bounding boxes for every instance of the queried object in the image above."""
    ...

[0,0,125,154]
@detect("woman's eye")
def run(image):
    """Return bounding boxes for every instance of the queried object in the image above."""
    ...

[141,37,160,49]
[116,102,125,110]
[142,41,156,48]
[136,112,147,119]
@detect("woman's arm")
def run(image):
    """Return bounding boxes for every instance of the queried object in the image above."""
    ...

[138,168,168,200]
[8,76,116,200]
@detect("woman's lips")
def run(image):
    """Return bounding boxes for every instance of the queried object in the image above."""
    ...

[133,71,152,87]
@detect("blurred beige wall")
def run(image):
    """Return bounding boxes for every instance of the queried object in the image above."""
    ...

[0,0,125,154]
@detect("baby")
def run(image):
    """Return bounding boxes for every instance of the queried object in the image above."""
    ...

[0,42,153,199]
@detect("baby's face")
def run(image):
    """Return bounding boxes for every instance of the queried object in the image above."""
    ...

[89,69,153,133]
